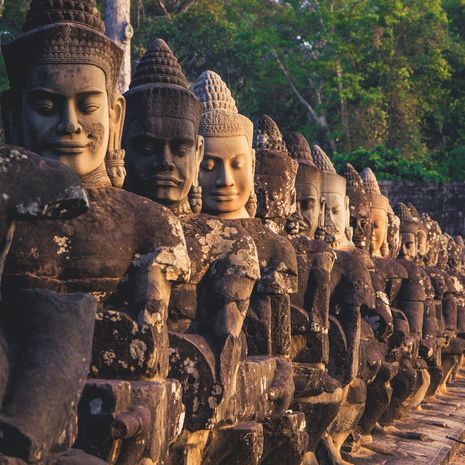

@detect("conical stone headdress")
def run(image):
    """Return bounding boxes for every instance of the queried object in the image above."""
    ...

[311,144,346,195]
[252,115,298,180]
[252,115,298,219]
[253,115,289,155]
[394,202,419,234]
[193,70,253,144]
[124,39,202,128]
[284,132,315,166]
[284,131,322,201]
[361,168,390,212]
[341,164,370,210]
[2,0,123,93]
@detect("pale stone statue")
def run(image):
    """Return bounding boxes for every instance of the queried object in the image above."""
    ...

[312,145,353,249]
[192,72,301,464]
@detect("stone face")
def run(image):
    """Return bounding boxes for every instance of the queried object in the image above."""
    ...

[3,1,465,463]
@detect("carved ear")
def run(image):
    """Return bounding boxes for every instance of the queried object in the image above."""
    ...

[194,135,204,187]
[250,148,256,178]
[1,90,21,145]
[108,94,126,153]
[196,135,204,164]
[345,196,351,228]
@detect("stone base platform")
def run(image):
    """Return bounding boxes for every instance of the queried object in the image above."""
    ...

[348,372,465,465]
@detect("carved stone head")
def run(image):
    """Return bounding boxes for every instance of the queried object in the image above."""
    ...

[342,164,372,251]
[422,213,442,266]
[387,206,401,259]
[284,132,323,238]
[123,39,204,216]
[405,203,428,265]
[447,234,462,273]
[312,145,352,249]
[361,168,390,257]
[394,202,419,260]
[455,235,465,269]
[193,71,255,219]
[252,116,298,221]
[1,0,126,187]
[437,233,450,269]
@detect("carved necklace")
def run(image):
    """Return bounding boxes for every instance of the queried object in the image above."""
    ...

[171,198,192,218]
[81,163,112,189]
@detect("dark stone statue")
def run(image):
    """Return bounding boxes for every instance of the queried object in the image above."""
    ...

[0,144,99,465]
[123,43,293,465]
[1,4,190,464]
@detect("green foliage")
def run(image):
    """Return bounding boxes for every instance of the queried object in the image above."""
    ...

[2,0,465,180]
[332,146,446,181]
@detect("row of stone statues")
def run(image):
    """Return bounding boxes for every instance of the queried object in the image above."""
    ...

[1,2,465,465]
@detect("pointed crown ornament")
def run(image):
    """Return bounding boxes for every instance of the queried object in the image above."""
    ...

[252,115,298,219]
[394,202,419,234]
[252,115,298,179]
[193,70,253,145]
[125,39,202,129]
[2,0,123,94]
[341,163,371,210]
[284,131,322,203]
[361,168,390,212]
[284,132,315,166]
[311,144,346,195]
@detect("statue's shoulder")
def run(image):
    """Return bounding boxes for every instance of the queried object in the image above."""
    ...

[97,188,186,250]
[240,218,297,271]
[180,214,260,281]
[373,256,408,280]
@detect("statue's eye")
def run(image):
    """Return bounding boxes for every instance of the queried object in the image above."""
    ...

[201,158,216,171]
[172,145,188,157]
[301,199,315,210]
[81,103,100,114]
[33,100,55,116]
[135,140,154,155]
[78,94,104,114]
[231,158,244,170]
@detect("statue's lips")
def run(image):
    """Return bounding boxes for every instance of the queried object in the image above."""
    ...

[210,191,239,201]
[49,142,90,155]
[152,175,182,186]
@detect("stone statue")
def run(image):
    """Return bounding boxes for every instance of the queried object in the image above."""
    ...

[1,3,190,464]
[280,131,344,464]
[283,132,324,240]
[377,202,429,422]
[123,42,295,465]
[312,145,353,249]
[413,213,446,399]
[0,144,100,465]
[341,166,396,446]
[192,72,301,464]
[438,233,465,392]
[341,164,372,252]
[387,206,402,260]
[307,149,378,465]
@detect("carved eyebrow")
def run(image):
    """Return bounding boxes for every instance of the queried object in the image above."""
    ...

[133,132,195,145]
[27,87,105,97]
[204,152,249,159]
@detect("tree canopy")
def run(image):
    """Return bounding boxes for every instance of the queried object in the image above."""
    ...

[2,0,465,181]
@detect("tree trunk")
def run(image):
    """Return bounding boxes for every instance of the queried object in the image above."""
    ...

[104,0,133,94]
